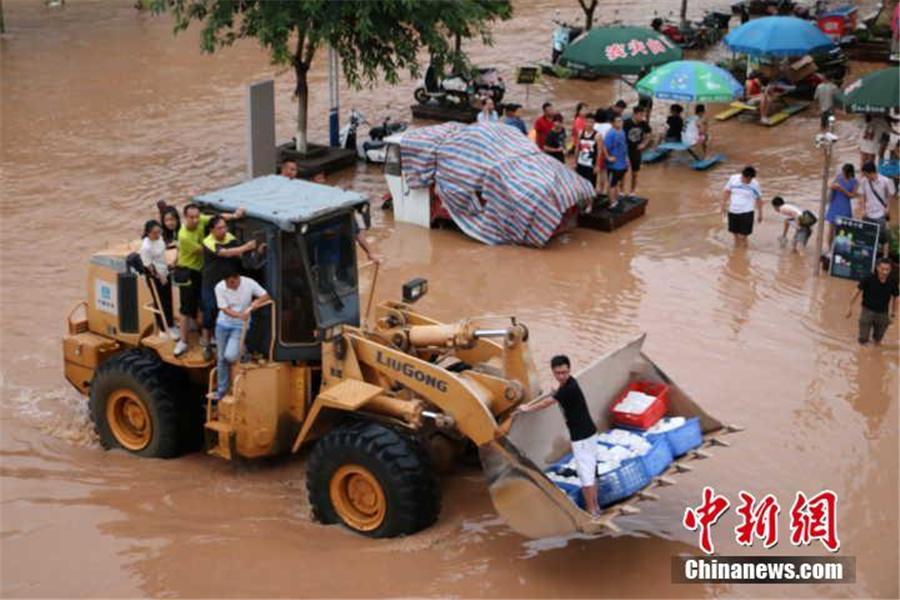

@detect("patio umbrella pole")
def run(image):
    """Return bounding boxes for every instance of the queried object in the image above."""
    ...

[813,117,835,276]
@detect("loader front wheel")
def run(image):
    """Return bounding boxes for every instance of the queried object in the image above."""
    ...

[307,421,441,538]
[89,349,182,458]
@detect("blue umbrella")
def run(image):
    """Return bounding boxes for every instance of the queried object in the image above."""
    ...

[724,16,836,57]
[636,60,744,103]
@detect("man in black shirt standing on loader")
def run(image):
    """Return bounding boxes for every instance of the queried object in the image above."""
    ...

[519,355,600,515]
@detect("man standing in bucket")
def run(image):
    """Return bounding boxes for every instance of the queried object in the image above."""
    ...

[519,355,600,516]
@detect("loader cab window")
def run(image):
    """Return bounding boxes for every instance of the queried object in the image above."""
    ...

[279,231,317,344]
[384,144,402,177]
[306,216,357,303]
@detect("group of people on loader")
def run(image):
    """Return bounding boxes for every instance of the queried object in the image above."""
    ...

[140,160,383,403]
[140,201,269,401]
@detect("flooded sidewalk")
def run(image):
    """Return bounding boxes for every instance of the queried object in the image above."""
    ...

[1,1,897,598]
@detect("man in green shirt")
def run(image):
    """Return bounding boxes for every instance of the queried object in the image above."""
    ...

[173,203,245,357]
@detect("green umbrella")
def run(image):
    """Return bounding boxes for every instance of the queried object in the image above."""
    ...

[560,26,683,76]
[836,67,900,114]
[636,60,744,103]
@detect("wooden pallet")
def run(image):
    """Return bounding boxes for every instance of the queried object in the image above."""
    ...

[715,101,752,121]
[762,101,809,127]
[577,196,648,232]
[691,153,725,171]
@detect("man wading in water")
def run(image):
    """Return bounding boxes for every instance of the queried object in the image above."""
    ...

[847,257,899,346]
[518,355,600,516]
[722,166,763,247]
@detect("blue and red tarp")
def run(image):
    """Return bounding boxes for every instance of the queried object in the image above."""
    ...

[400,122,595,248]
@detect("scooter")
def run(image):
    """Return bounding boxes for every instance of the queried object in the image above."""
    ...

[339,109,408,164]
[413,65,506,108]
[551,18,584,64]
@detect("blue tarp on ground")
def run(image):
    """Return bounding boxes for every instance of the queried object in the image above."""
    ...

[400,122,595,247]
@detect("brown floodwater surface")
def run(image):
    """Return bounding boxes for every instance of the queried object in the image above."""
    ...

[1,1,897,598]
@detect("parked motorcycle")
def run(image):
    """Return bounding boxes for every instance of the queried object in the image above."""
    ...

[413,65,505,109]
[339,109,408,164]
[650,10,730,49]
[730,0,810,18]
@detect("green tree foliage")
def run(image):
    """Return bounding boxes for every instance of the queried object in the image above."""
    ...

[154,0,512,152]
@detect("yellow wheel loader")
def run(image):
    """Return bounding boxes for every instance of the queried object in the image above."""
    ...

[62,175,739,539]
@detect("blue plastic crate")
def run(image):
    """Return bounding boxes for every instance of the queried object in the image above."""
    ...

[597,457,651,507]
[635,435,673,477]
[644,417,703,457]
[545,469,585,509]
[546,453,646,510]
[665,417,703,456]
[597,430,673,478]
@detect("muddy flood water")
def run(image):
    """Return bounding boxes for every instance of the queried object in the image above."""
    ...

[1,1,898,598]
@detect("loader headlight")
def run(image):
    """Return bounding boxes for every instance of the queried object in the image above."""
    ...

[402,278,428,303]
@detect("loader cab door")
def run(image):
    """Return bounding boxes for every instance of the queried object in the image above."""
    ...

[305,214,360,329]
[273,211,360,363]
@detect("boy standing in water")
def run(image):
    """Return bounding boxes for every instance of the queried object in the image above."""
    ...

[519,355,600,516]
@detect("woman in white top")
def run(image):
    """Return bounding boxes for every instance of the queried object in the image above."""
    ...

[477,97,499,123]
[139,220,177,338]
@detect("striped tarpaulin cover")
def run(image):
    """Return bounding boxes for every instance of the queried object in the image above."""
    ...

[400,122,595,247]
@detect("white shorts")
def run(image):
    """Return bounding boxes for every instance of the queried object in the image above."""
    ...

[571,434,599,487]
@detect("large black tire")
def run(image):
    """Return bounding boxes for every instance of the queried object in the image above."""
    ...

[307,421,441,538]
[89,349,197,458]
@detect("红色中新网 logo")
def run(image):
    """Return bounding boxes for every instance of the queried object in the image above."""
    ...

[683,486,840,554]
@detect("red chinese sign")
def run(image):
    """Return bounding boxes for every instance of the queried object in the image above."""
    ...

[603,37,672,62]
[790,490,840,552]
[683,486,731,554]
[684,488,841,554]
[734,491,780,549]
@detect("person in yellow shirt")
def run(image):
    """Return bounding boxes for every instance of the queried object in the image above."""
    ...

[199,214,261,361]
[171,203,246,357]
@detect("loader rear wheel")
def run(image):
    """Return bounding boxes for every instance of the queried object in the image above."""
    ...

[307,421,441,538]
[89,349,182,458]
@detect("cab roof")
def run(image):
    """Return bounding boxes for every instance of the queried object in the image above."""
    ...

[193,175,367,232]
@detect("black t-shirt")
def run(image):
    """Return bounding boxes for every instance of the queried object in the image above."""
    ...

[859,274,899,313]
[666,115,684,141]
[202,237,241,287]
[554,376,596,442]
[544,128,566,153]
[624,119,652,155]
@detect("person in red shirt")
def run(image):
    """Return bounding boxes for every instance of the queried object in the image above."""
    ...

[534,102,555,149]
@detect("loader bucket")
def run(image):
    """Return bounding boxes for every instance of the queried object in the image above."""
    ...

[480,334,741,539]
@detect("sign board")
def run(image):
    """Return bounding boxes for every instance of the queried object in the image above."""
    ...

[829,217,880,281]
[247,79,276,179]
[516,67,540,85]
[94,279,118,316]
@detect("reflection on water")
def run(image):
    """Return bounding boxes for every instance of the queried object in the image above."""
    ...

[1,0,897,598]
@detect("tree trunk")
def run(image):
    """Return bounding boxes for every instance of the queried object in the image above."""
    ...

[679,0,688,25]
[578,0,597,30]
[294,60,310,154]
[1,1,5,34]
[293,32,315,155]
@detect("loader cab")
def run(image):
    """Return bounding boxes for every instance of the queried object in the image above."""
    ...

[195,175,368,363]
